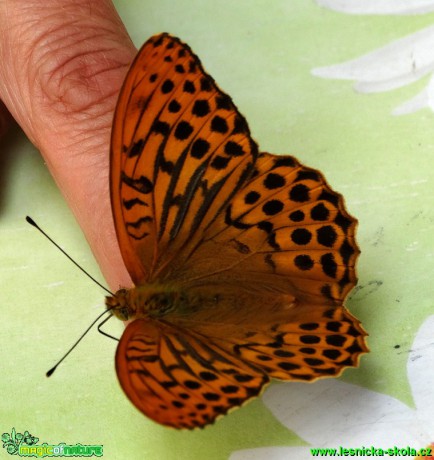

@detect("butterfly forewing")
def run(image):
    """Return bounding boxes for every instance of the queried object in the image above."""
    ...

[116,319,268,429]
[111,33,258,284]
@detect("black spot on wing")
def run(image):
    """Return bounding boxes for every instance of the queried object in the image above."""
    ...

[121,172,153,194]
[123,198,148,210]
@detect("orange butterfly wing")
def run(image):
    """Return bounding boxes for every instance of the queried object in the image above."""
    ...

[116,289,366,428]
[111,33,258,284]
[168,152,359,305]
[110,33,368,429]
[116,319,267,429]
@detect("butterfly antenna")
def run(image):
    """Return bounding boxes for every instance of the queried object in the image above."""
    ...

[26,216,113,296]
[46,309,115,377]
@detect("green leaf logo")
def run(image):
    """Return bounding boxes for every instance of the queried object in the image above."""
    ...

[1,428,39,455]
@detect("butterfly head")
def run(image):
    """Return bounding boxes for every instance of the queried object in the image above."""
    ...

[105,288,133,321]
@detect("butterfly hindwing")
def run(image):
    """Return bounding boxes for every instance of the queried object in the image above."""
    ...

[165,286,367,383]
[171,152,359,306]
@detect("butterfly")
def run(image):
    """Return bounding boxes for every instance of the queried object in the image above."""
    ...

[106,33,368,429]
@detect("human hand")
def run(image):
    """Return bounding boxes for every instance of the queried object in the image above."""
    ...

[0,0,138,289]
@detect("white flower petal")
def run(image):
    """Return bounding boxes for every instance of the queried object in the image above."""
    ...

[353,69,431,94]
[427,74,434,110]
[262,380,429,446]
[230,447,311,460]
[393,86,429,115]
[408,315,434,435]
[312,25,434,91]
[316,0,434,15]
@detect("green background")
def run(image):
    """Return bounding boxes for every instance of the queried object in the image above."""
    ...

[1,1,433,459]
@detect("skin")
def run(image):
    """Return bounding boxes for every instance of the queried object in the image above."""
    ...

[0,0,137,290]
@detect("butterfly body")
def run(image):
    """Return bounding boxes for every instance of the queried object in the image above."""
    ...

[106,285,193,320]
[109,33,368,429]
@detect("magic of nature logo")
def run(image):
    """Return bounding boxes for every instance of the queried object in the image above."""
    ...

[1,428,103,457]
